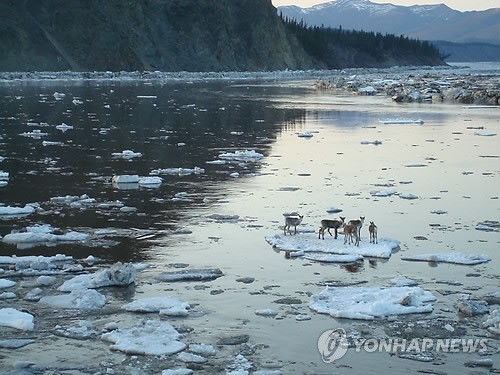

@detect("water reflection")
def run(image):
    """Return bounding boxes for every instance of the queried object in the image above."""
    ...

[0,81,306,261]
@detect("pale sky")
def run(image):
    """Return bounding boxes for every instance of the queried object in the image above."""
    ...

[271,0,500,12]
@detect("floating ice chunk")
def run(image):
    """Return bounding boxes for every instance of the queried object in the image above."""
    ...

[2,227,89,245]
[297,131,314,138]
[483,310,500,335]
[56,123,73,132]
[177,352,208,364]
[101,319,186,355]
[150,167,205,176]
[476,220,500,232]
[358,86,377,95]
[325,207,343,214]
[59,262,136,291]
[391,276,418,287]
[0,292,16,299]
[139,176,162,187]
[226,354,252,375]
[157,268,223,282]
[370,189,397,197]
[0,205,35,217]
[53,92,66,100]
[207,213,239,222]
[380,118,424,125]
[20,129,49,138]
[137,95,157,99]
[162,369,193,375]
[189,343,216,356]
[360,140,382,145]
[112,175,139,184]
[218,149,263,162]
[54,320,97,339]
[399,193,418,200]
[309,286,436,320]
[255,309,279,317]
[304,253,363,263]
[0,308,34,331]
[122,296,190,314]
[111,150,142,159]
[431,209,447,215]
[401,252,491,265]
[0,279,16,289]
[266,233,399,259]
[39,289,106,309]
[474,131,497,137]
[0,171,9,180]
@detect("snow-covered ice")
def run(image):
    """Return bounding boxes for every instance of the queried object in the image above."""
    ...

[0,308,35,330]
[265,232,400,259]
[309,286,436,320]
[101,319,186,355]
[391,276,418,287]
[111,150,142,159]
[401,252,491,265]
[0,205,35,217]
[380,118,424,125]
[39,289,107,309]
[2,224,90,246]
[151,167,205,176]
[59,262,136,291]
[217,149,263,162]
[304,253,363,263]
[483,309,500,335]
[122,296,190,315]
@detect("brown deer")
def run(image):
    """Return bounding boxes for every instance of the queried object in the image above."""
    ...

[283,214,304,235]
[348,216,365,241]
[343,223,360,247]
[318,216,345,240]
[369,221,378,244]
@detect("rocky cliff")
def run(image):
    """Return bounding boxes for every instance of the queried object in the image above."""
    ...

[0,0,444,72]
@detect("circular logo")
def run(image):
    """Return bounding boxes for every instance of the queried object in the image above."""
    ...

[317,328,349,363]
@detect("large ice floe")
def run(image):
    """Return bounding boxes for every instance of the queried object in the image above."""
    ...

[215,149,264,163]
[101,319,186,355]
[39,289,107,309]
[0,308,35,331]
[2,224,90,248]
[122,296,190,317]
[401,252,491,265]
[265,232,400,259]
[309,286,436,320]
[0,204,35,217]
[58,262,136,291]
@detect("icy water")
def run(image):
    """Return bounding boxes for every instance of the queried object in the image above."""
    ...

[0,71,499,374]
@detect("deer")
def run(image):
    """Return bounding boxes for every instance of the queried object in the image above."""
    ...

[318,216,345,240]
[348,216,365,242]
[369,221,378,244]
[343,222,360,247]
[283,214,304,235]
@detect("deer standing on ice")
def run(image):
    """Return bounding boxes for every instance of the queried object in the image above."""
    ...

[348,216,365,242]
[318,217,345,240]
[343,222,360,247]
[369,221,378,244]
[283,214,304,235]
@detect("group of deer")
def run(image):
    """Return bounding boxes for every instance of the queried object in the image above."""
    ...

[283,214,378,247]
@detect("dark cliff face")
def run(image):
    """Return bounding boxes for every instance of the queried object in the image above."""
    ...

[0,0,313,72]
[0,0,444,72]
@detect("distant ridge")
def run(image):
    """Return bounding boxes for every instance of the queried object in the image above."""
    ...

[278,0,500,61]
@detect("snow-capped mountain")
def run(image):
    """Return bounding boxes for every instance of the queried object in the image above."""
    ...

[277,0,500,45]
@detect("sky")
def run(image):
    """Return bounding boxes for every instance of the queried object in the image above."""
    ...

[271,0,500,12]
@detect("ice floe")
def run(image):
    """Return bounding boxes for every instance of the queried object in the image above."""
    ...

[39,289,107,309]
[401,252,491,265]
[56,123,73,132]
[475,220,500,232]
[150,167,205,176]
[217,149,263,162]
[483,310,500,335]
[0,204,35,217]
[309,286,436,320]
[0,279,16,288]
[391,276,418,287]
[2,224,90,246]
[157,268,224,282]
[101,319,186,355]
[122,296,190,316]
[111,150,142,159]
[266,232,399,259]
[0,308,35,330]
[59,262,136,291]
[380,118,424,125]
[304,253,363,263]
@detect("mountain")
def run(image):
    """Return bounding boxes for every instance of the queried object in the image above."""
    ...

[0,0,444,72]
[278,0,500,46]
